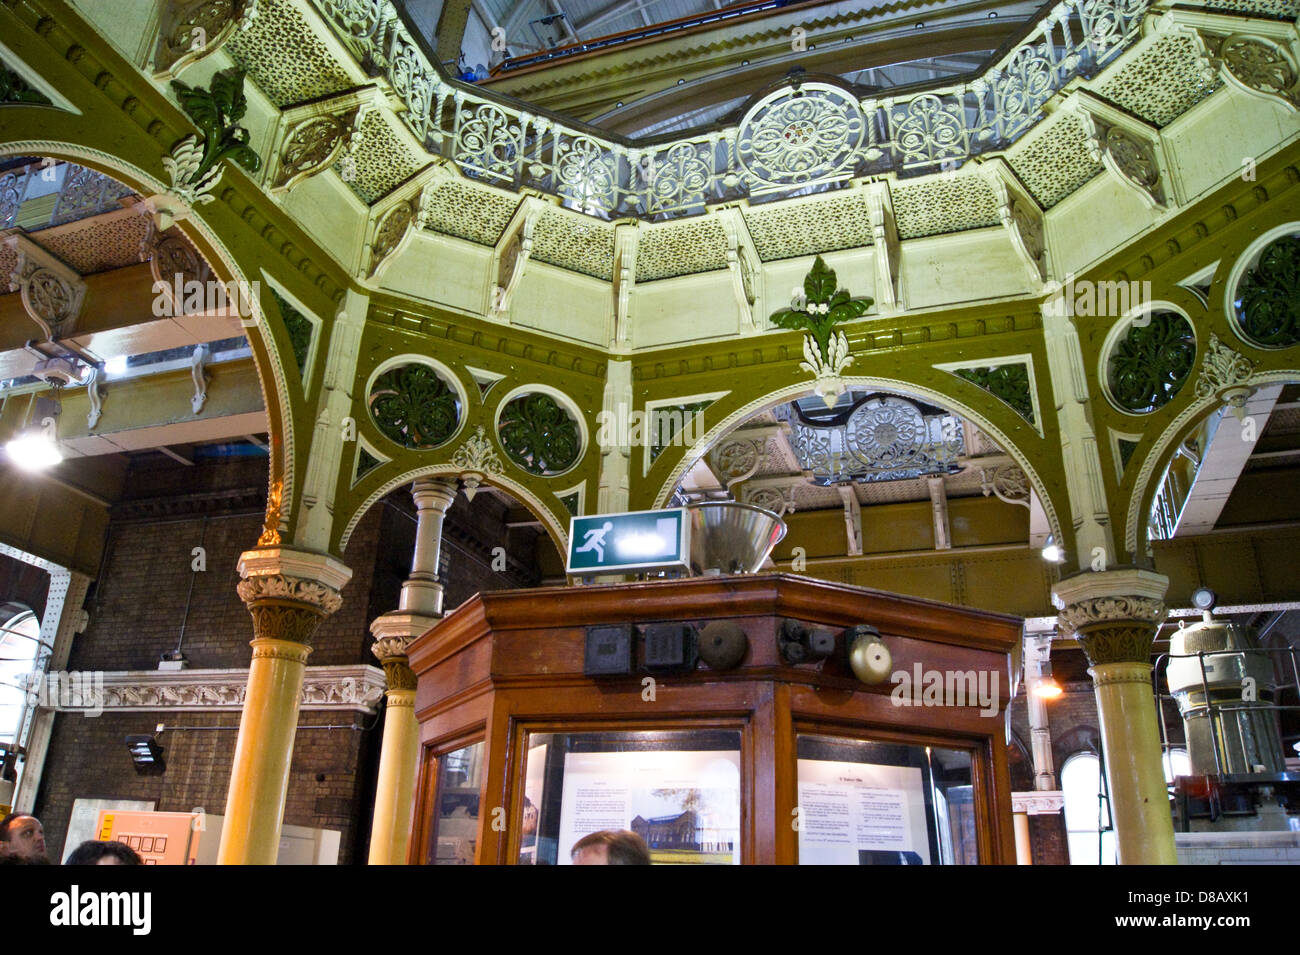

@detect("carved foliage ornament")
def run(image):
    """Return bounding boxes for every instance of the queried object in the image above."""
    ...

[8,249,86,340]
[237,572,344,616]
[736,84,867,187]
[1107,312,1195,413]
[1235,234,1300,348]
[156,0,258,77]
[368,363,460,449]
[452,424,505,499]
[274,110,358,191]
[369,192,425,277]
[1058,594,1166,635]
[498,393,581,475]
[769,256,873,407]
[1193,333,1255,399]
[258,479,283,546]
[1058,592,1167,666]
[1219,34,1300,109]
[164,68,261,207]
[955,364,1035,424]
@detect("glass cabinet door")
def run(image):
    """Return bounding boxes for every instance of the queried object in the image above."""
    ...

[796,734,977,865]
[428,740,485,865]
[518,729,742,866]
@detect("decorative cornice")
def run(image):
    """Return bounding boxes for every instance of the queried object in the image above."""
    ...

[1011,790,1064,814]
[43,665,385,713]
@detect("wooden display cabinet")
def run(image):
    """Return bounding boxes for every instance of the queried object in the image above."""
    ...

[406,573,1021,865]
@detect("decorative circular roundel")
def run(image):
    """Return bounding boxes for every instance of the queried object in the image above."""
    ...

[1233,233,1300,349]
[736,82,866,188]
[496,392,582,476]
[1106,311,1195,414]
[367,363,461,449]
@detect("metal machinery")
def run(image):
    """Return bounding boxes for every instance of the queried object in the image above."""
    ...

[1161,589,1300,832]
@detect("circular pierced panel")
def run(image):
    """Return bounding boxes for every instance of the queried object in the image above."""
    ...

[368,363,461,449]
[1232,233,1300,349]
[497,392,582,476]
[1106,311,1196,414]
[736,82,866,187]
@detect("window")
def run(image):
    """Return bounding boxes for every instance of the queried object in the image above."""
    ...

[0,610,41,743]
[1062,752,1115,865]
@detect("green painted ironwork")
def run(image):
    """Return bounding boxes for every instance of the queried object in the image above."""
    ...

[1236,235,1300,348]
[269,289,312,380]
[558,491,580,517]
[498,393,581,475]
[768,256,873,364]
[955,364,1035,424]
[1107,312,1195,413]
[1,65,50,105]
[1118,439,1139,470]
[368,364,460,449]
[648,399,712,465]
[170,68,262,182]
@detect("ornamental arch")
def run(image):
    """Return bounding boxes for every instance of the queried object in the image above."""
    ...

[0,136,301,538]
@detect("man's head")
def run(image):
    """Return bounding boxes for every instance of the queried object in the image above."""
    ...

[65,840,143,865]
[571,829,651,865]
[0,812,47,862]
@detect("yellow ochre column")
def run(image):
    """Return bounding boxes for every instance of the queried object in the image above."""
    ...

[367,478,456,864]
[367,639,422,865]
[1054,569,1177,865]
[218,548,351,865]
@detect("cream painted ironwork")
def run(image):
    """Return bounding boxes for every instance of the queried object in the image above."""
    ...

[309,0,1150,218]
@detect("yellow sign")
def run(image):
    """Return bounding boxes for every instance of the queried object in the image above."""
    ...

[99,814,114,840]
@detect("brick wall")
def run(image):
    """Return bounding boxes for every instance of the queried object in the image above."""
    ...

[35,708,376,864]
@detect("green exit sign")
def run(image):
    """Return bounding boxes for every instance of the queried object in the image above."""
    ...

[566,508,690,576]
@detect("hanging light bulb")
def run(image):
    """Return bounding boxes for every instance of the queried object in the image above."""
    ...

[1033,662,1063,699]
[5,389,64,472]
[1040,534,1064,563]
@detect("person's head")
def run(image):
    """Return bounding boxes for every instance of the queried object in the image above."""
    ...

[571,829,652,865]
[0,812,46,862]
[64,840,143,866]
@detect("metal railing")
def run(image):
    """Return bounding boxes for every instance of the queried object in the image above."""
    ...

[309,0,1150,219]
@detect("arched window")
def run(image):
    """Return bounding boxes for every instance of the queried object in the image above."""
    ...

[0,610,42,743]
[1062,752,1115,865]
[1163,748,1189,782]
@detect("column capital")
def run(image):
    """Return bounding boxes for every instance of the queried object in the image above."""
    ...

[411,477,458,512]
[236,548,352,645]
[1052,568,1168,666]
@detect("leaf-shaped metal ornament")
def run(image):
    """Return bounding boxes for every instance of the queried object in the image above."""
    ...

[771,256,871,406]
[165,67,261,206]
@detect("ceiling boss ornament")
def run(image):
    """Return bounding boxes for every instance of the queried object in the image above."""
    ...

[769,256,874,407]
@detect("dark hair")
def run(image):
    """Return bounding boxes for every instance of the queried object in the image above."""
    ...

[0,811,35,841]
[571,830,652,865]
[64,840,144,866]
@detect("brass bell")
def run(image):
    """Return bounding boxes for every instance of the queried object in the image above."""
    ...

[698,620,748,670]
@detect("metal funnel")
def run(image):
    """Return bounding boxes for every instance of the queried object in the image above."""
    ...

[686,502,786,576]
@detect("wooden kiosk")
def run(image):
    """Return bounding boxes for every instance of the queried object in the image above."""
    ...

[407,573,1021,865]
